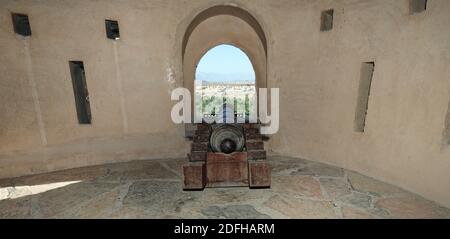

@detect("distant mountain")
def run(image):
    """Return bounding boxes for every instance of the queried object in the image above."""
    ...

[196,72,255,84]
[199,80,255,86]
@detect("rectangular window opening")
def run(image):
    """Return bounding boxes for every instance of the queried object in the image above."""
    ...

[410,0,427,14]
[444,101,450,145]
[105,20,120,40]
[11,13,31,36]
[320,9,334,32]
[69,61,92,124]
[354,62,375,133]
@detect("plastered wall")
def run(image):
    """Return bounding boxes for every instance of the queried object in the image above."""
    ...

[267,0,450,208]
[1,0,450,208]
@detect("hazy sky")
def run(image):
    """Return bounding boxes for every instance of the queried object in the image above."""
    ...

[196,44,255,82]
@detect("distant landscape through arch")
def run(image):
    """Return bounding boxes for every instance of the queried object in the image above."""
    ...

[195,44,256,120]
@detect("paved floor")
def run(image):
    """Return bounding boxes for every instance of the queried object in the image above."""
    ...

[0,156,449,219]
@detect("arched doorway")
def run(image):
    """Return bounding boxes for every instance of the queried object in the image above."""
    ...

[195,44,256,122]
[182,5,267,121]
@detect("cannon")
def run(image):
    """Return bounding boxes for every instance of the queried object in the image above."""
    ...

[182,122,271,190]
[209,124,245,154]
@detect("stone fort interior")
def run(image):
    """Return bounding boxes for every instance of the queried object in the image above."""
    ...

[0,0,450,218]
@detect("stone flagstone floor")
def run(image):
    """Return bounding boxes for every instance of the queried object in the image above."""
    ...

[0,155,449,219]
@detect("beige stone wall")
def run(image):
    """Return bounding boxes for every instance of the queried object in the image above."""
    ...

[1,0,450,208]
[0,0,192,177]
[268,0,450,208]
